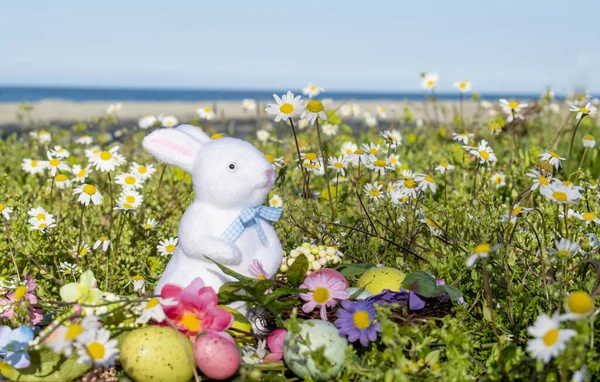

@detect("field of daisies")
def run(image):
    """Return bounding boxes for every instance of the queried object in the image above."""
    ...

[1,76,599,381]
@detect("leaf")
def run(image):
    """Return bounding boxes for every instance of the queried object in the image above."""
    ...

[206,257,254,283]
[0,347,90,382]
[402,271,438,297]
[337,263,374,277]
[501,344,517,361]
[287,254,308,287]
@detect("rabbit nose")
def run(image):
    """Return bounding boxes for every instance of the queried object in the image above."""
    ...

[264,168,274,186]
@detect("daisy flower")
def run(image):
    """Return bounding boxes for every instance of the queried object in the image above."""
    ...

[265,154,284,170]
[46,155,70,176]
[160,115,179,128]
[380,130,402,149]
[335,300,381,346]
[421,216,443,236]
[73,184,104,206]
[135,297,176,324]
[541,181,582,204]
[569,102,597,120]
[257,129,270,142]
[387,154,401,168]
[301,99,327,125]
[269,195,283,208]
[157,237,178,256]
[128,275,146,293]
[49,146,70,159]
[488,121,502,135]
[21,158,47,175]
[302,83,324,98]
[241,341,268,365]
[363,143,384,156]
[376,105,387,119]
[452,132,474,145]
[527,169,551,191]
[466,243,491,267]
[142,218,159,230]
[115,190,143,211]
[415,174,436,194]
[500,99,528,122]
[242,99,257,112]
[470,140,497,165]
[298,118,309,130]
[46,315,102,357]
[582,134,596,148]
[491,172,506,188]
[30,130,51,144]
[265,91,306,122]
[106,103,122,114]
[27,207,56,232]
[197,106,216,120]
[571,210,600,225]
[138,115,158,129]
[421,72,438,90]
[571,367,587,382]
[364,183,384,202]
[299,273,350,321]
[435,161,455,173]
[502,204,532,223]
[453,80,472,93]
[0,203,13,220]
[93,236,112,252]
[366,155,392,176]
[53,174,71,189]
[538,151,564,170]
[389,190,409,205]
[84,146,102,160]
[561,291,594,321]
[340,103,361,118]
[396,174,419,199]
[364,113,377,128]
[89,146,122,172]
[526,313,575,363]
[75,328,119,367]
[71,164,91,183]
[328,156,348,176]
[59,262,79,275]
[550,237,580,260]
[129,162,155,181]
[321,123,338,136]
[115,173,143,190]
[72,242,90,258]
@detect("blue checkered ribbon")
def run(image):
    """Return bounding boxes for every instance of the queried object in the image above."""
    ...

[221,206,282,246]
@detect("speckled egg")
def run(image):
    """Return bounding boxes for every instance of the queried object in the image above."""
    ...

[120,326,194,382]
[283,319,348,380]
[194,331,240,380]
[346,286,373,300]
[356,267,406,294]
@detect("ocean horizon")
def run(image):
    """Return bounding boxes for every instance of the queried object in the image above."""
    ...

[0,85,564,103]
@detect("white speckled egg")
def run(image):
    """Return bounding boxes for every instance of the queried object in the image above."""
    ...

[283,319,348,381]
[346,287,373,300]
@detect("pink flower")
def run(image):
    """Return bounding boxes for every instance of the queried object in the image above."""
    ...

[264,328,286,362]
[299,273,350,321]
[248,259,270,280]
[0,276,43,325]
[160,277,233,336]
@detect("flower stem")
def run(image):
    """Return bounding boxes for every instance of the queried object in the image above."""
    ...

[288,118,310,198]
[315,119,335,220]
[566,117,583,180]
[3,220,21,281]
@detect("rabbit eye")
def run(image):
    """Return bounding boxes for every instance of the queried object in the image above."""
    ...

[228,163,237,172]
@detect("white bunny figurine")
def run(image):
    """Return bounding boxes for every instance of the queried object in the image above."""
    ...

[143,124,283,295]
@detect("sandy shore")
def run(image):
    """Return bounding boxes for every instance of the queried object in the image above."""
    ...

[0,100,488,128]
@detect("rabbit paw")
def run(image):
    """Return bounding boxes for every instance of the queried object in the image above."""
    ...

[181,235,242,265]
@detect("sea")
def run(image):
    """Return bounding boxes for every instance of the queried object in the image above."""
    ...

[0,86,551,103]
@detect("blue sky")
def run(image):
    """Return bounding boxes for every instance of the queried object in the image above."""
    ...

[1,1,598,93]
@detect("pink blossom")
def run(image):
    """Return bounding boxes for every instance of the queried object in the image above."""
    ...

[160,277,233,336]
[263,328,286,362]
[299,273,350,321]
[0,276,43,325]
[248,259,269,280]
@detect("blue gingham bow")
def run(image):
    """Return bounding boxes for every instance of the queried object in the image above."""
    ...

[221,206,282,246]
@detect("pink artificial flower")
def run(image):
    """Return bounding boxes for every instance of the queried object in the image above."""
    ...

[160,277,233,336]
[264,328,287,362]
[249,259,270,280]
[0,276,43,325]
[299,273,350,321]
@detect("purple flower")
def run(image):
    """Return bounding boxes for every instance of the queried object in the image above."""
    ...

[366,288,426,310]
[334,300,381,346]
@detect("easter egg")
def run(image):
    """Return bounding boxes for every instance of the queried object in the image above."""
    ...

[120,326,194,382]
[283,319,348,381]
[346,287,373,300]
[306,268,349,288]
[356,267,406,294]
[194,331,240,380]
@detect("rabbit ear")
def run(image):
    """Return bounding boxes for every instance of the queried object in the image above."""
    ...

[142,128,204,172]
[175,124,211,143]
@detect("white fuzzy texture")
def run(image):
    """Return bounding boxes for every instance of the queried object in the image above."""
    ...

[143,125,282,296]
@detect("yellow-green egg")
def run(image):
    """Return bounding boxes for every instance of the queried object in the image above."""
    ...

[356,267,406,294]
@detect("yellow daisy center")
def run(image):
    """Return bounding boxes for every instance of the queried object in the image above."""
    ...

[83,185,97,195]
[125,176,136,185]
[165,244,176,253]
[265,154,275,163]
[138,166,147,174]
[279,103,294,115]
[14,286,28,301]
[373,160,387,167]
[204,107,211,113]
[305,153,318,161]
[87,342,105,360]
[508,101,519,109]
[65,324,83,340]
[78,247,87,256]
[556,249,571,258]
[552,191,567,202]
[352,311,371,329]
[550,152,560,159]
[36,213,46,221]
[369,148,379,155]
[479,150,490,160]
[459,82,467,88]
[475,243,491,254]
[427,80,435,87]
[511,206,522,215]
[441,162,448,167]
[369,189,381,197]
[180,312,201,332]
[38,223,47,229]
[306,100,324,113]
[495,176,503,184]
[583,212,596,221]
[49,159,60,167]
[0,204,4,212]
[354,149,364,155]
[405,179,417,189]
[539,176,549,186]
[55,174,68,182]
[333,162,344,169]
[100,151,112,161]
[542,329,559,346]
[211,133,224,139]
[580,107,589,113]
[313,287,330,304]
[566,291,593,314]
[77,169,86,178]
[425,175,434,183]
[125,196,135,203]
[31,160,38,167]
[146,298,160,309]
[257,274,266,280]
[100,236,108,241]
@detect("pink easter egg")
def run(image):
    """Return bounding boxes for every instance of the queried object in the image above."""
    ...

[193,331,240,380]
[306,268,349,288]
